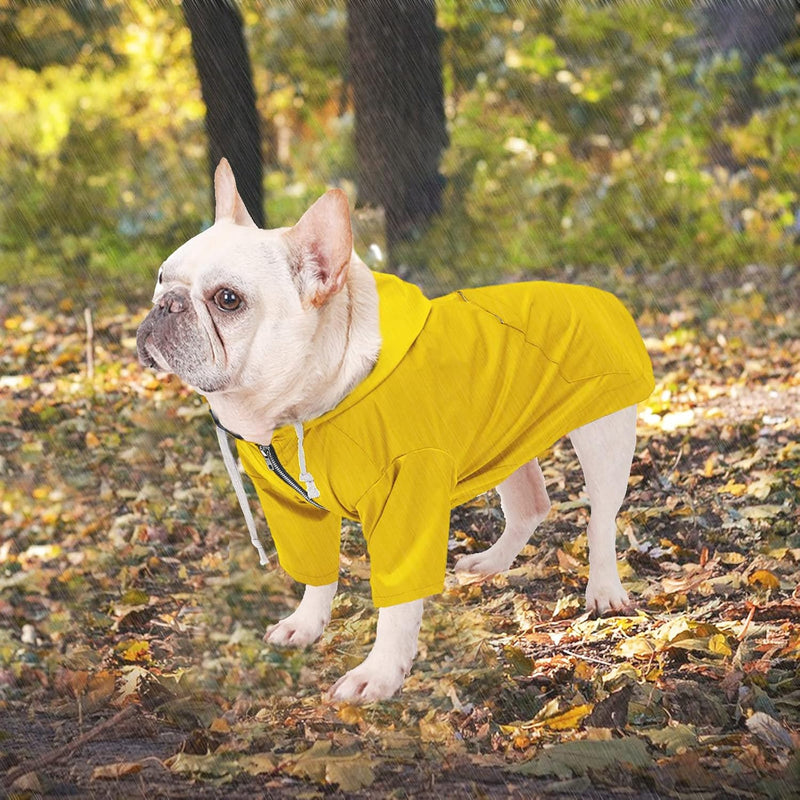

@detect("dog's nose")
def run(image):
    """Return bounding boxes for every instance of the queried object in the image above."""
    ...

[158,291,188,314]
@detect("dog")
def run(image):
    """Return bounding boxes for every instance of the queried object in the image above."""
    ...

[137,159,654,702]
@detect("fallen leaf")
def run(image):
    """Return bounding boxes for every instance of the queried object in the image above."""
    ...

[120,639,151,663]
[166,752,236,779]
[91,762,143,780]
[512,737,652,778]
[10,772,42,793]
[740,505,785,521]
[642,722,698,754]
[537,702,593,731]
[419,710,453,743]
[325,754,376,792]
[552,593,582,620]
[239,753,277,776]
[748,569,780,589]
[584,686,633,729]
[615,634,655,658]
[283,740,332,782]
[720,480,748,497]
[746,711,794,751]
[337,704,365,725]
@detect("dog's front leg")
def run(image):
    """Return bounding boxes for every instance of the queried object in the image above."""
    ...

[265,581,338,647]
[328,599,423,703]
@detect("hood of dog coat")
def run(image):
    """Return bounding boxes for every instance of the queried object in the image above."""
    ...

[307,271,432,424]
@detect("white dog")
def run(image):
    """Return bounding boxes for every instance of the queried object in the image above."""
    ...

[137,160,654,702]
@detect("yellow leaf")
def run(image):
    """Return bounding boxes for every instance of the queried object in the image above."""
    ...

[720,551,746,565]
[121,640,151,662]
[419,710,452,743]
[574,660,595,681]
[721,479,748,497]
[748,569,779,589]
[92,762,142,780]
[540,703,593,731]
[209,717,231,733]
[337,704,365,726]
[708,633,732,656]
[85,431,101,448]
[615,635,655,659]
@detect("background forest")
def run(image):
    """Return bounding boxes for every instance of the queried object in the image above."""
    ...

[1,0,798,301]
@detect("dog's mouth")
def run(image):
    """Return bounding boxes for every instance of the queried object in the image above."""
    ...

[138,340,160,370]
[136,331,168,371]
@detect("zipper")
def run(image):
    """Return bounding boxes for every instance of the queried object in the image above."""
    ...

[259,444,327,510]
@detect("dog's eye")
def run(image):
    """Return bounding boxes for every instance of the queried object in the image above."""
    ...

[214,288,242,312]
[157,268,164,284]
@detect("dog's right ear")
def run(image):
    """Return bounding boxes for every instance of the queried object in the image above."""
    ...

[285,190,353,309]
[214,158,257,228]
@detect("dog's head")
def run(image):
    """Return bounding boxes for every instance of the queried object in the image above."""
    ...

[136,159,353,395]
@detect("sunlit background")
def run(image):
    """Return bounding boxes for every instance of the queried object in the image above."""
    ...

[1,0,797,307]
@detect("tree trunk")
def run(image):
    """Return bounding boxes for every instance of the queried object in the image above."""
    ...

[182,0,264,227]
[347,0,447,252]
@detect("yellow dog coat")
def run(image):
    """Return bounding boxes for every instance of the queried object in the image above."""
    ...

[235,272,654,606]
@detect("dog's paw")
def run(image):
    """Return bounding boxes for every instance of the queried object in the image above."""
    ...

[585,575,631,616]
[454,546,513,577]
[327,659,406,703]
[264,611,327,648]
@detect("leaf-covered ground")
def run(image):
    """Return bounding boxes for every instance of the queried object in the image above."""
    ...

[1,271,798,799]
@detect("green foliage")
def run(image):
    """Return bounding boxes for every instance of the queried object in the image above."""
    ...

[416,1,799,285]
[0,0,797,298]
[0,0,207,297]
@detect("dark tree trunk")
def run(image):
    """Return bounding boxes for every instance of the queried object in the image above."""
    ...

[182,0,264,227]
[347,0,447,252]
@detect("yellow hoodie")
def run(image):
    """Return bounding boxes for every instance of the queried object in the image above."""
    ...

[236,272,654,607]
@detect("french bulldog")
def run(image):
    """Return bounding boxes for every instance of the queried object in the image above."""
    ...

[137,159,654,702]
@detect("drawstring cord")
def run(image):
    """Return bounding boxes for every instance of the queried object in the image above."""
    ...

[215,425,271,566]
[293,422,321,499]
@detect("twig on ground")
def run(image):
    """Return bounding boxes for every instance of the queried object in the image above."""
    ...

[3,704,139,787]
[84,306,94,381]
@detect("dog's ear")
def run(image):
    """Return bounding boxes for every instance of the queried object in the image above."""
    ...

[285,189,353,309]
[214,158,258,228]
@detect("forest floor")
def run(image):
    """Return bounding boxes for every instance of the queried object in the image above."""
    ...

[0,267,798,799]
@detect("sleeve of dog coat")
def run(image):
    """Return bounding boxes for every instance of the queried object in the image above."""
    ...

[355,449,456,607]
[257,487,342,586]
[237,447,342,586]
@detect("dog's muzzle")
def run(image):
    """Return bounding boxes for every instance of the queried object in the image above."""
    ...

[136,289,189,369]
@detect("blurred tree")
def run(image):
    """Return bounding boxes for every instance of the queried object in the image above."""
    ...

[182,0,264,226]
[0,0,119,69]
[346,0,447,253]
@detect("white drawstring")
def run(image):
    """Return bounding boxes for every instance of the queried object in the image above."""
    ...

[293,422,321,499]
[215,425,270,566]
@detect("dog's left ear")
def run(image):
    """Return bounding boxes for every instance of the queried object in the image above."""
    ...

[214,158,258,228]
[285,189,353,309]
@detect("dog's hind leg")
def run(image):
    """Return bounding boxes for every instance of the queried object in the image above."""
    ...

[569,405,637,615]
[454,458,551,577]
